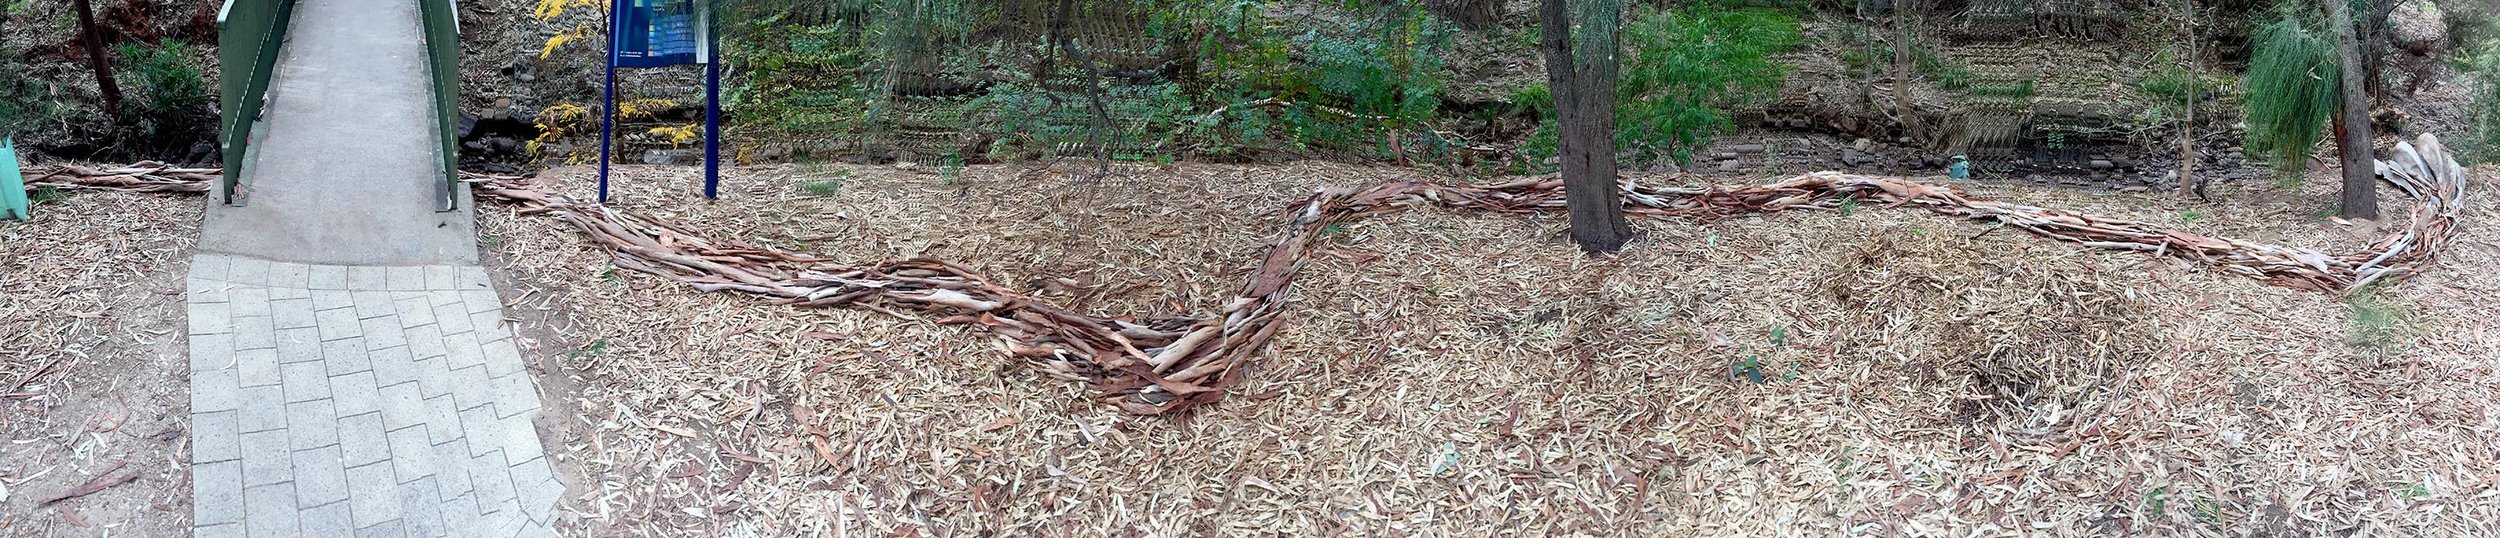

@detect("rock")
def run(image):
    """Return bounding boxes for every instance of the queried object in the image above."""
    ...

[1719,160,1741,172]
[1728,144,1767,154]
[2119,185,2149,193]
[643,149,699,165]
[1852,138,1873,151]
[1841,149,1868,166]
[2089,159,2114,169]
[2390,0,2447,54]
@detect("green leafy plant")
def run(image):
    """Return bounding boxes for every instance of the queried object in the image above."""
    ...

[2243,10,2341,178]
[2346,286,2412,354]
[117,40,212,136]
[1613,4,1802,164]
[800,179,844,195]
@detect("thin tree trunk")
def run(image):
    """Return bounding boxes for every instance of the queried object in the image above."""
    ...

[1893,0,1920,145]
[2327,0,2376,220]
[1540,0,1629,254]
[2177,0,2197,198]
[72,0,122,118]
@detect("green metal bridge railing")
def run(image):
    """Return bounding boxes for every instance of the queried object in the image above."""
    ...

[419,0,462,212]
[216,0,296,206]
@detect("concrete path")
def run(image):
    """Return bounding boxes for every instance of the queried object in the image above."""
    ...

[199,0,475,266]
[188,0,560,536]
[186,258,559,537]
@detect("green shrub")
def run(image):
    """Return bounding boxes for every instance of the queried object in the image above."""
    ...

[2242,11,2340,178]
[1613,4,1801,164]
[117,40,212,134]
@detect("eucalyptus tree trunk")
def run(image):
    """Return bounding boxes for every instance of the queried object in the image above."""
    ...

[72,0,123,118]
[1539,0,1630,254]
[2327,0,2377,220]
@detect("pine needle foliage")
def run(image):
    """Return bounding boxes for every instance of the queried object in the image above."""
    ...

[2242,10,2341,177]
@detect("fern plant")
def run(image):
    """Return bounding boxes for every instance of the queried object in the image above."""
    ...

[2243,9,2341,177]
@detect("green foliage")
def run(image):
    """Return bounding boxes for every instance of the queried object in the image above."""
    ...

[1966,80,2038,100]
[2346,286,2412,355]
[800,179,844,195]
[2243,11,2341,178]
[1613,4,1802,164]
[2461,41,2500,164]
[115,40,213,140]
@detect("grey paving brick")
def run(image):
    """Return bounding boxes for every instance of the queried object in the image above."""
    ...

[516,521,559,538]
[269,284,311,300]
[243,482,298,537]
[282,360,331,402]
[443,331,484,371]
[516,478,562,524]
[190,301,232,336]
[194,522,244,538]
[423,394,464,442]
[237,348,280,387]
[398,477,448,538]
[338,410,391,468]
[457,289,499,315]
[237,386,288,432]
[489,372,539,420]
[387,266,427,291]
[240,429,292,486]
[300,496,355,537]
[354,290,398,319]
[268,262,313,290]
[233,315,276,350]
[288,399,340,450]
[429,441,475,501]
[332,370,383,418]
[433,299,475,335]
[448,365,494,412]
[313,288,355,312]
[276,326,324,363]
[357,519,408,538]
[470,505,526,538]
[231,287,272,318]
[193,459,245,525]
[391,292,435,325]
[457,267,492,291]
[480,338,526,378]
[371,345,420,389]
[424,266,459,291]
[189,278,231,304]
[326,338,374,377]
[435,492,480,537]
[459,406,510,458]
[405,323,448,360]
[363,317,411,351]
[348,266,389,291]
[193,410,241,463]
[190,332,235,372]
[377,378,428,429]
[411,353,456,401]
[194,368,241,414]
[346,461,404,528]
[190,254,232,282]
[273,299,318,330]
[310,264,349,290]
[384,423,439,481]
[295,445,351,507]
[227,257,271,287]
[470,311,512,342]
[318,309,364,344]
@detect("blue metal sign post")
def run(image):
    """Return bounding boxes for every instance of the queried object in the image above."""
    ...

[598,0,721,203]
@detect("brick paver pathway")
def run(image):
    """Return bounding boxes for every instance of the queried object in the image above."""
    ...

[186,255,559,537]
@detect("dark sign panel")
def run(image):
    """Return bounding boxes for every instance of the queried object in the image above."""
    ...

[612,0,707,68]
